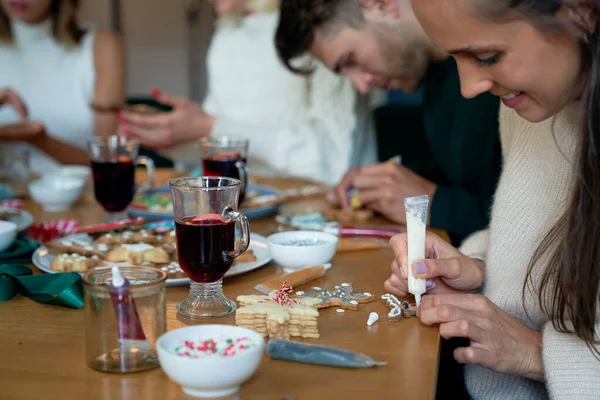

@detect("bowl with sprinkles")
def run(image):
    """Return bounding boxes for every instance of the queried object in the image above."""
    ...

[267,231,338,272]
[157,325,264,398]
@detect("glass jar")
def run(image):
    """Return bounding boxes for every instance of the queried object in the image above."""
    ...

[0,146,30,197]
[83,266,167,373]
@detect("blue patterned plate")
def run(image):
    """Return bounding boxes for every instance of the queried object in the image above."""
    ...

[128,184,281,222]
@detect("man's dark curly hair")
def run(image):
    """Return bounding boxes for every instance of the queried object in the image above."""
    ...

[275,0,365,74]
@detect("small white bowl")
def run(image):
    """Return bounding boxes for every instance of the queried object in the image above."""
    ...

[267,231,339,272]
[0,221,17,253]
[157,325,264,398]
[28,177,84,212]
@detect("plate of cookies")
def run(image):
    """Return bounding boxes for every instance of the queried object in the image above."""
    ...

[32,223,272,287]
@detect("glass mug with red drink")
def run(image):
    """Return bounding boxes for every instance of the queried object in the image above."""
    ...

[200,136,248,204]
[88,136,155,222]
[170,177,250,318]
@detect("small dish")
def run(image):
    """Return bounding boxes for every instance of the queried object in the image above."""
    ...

[157,325,264,398]
[28,177,84,212]
[51,165,92,184]
[0,221,18,252]
[267,231,338,272]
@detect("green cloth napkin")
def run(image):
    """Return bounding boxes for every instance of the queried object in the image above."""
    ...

[0,237,39,264]
[0,264,84,308]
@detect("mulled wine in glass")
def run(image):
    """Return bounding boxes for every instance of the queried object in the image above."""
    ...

[88,136,155,222]
[200,136,248,203]
[170,177,250,318]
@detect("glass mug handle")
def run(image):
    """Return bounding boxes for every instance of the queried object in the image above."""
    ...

[223,207,250,259]
[235,159,247,196]
[134,156,156,194]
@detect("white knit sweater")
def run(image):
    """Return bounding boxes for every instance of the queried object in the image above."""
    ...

[164,12,377,183]
[460,103,600,399]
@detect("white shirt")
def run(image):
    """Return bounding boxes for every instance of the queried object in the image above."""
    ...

[0,20,96,173]
[162,13,377,184]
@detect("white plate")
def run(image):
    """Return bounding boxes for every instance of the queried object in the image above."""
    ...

[2,210,34,234]
[32,232,272,287]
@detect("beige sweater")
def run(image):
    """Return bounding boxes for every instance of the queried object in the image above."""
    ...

[460,103,600,399]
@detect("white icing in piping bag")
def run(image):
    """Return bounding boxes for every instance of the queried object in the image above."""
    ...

[405,195,429,307]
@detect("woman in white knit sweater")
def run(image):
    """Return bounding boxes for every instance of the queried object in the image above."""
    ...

[119,0,376,184]
[385,0,600,398]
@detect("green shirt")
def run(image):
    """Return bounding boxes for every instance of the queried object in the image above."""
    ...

[419,57,501,244]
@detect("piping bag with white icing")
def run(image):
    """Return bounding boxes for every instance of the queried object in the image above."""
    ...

[267,339,386,368]
[109,266,151,351]
[405,195,429,307]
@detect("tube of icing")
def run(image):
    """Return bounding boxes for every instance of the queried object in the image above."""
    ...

[109,266,151,351]
[404,195,429,307]
[267,339,387,368]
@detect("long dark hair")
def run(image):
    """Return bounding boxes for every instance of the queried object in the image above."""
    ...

[0,0,85,47]
[479,0,600,356]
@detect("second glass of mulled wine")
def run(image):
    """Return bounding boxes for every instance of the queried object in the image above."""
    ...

[200,136,248,204]
[88,136,155,222]
[170,177,250,318]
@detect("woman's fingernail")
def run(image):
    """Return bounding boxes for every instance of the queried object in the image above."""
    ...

[415,262,427,275]
[426,281,436,292]
[426,280,434,288]
[400,267,405,279]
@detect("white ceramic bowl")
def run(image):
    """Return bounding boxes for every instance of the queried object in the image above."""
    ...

[49,165,92,185]
[28,177,84,212]
[267,231,339,272]
[157,325,264,398]
[0,221,17,253]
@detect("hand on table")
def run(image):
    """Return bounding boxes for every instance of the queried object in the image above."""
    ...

[419,293,544,381]
[0,122,44,141]
[0,88,27,119]
[326,162,437,224]
[119,89,214,149]
[384,232,484,296]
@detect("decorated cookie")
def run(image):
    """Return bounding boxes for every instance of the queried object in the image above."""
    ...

[381,294,417,322]
[294,283,376,311]
[105,243,170,265]
[50,253,99,272]
[236,282,322,339]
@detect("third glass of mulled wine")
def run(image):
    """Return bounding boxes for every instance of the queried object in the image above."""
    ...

[170,177,250,318]
[200,136,248,204]
[88,136,155,222]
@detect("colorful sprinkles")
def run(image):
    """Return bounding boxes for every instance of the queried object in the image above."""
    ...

[173,336,257,358]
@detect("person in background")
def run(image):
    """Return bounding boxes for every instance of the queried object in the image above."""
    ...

[276,0,502,244]
[120,0,377,185]
[0,0,124,172]
[386,0,600,398]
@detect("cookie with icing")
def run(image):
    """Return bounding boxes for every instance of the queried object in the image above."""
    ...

[294,283,376,311]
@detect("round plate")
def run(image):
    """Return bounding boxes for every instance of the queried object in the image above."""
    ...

[32,233,272,287]
[127,184,280,222]
[3,210,34,234]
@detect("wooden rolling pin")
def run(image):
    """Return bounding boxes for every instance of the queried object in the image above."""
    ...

[255,265,327,294]
[336,238,383,253]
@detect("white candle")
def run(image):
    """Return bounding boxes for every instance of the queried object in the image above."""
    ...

[405,195,429,307]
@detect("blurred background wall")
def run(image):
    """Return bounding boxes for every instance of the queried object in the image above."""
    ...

[80,0,214,102]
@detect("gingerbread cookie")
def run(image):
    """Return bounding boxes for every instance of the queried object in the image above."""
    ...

[46,238,108,258]
[294,283,376,311]
[105,243,170,265]
[236,282,322,339]
[50,253,99,272]
[381,294,417,322]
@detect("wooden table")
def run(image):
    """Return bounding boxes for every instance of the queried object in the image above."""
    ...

[0,169,442,400]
